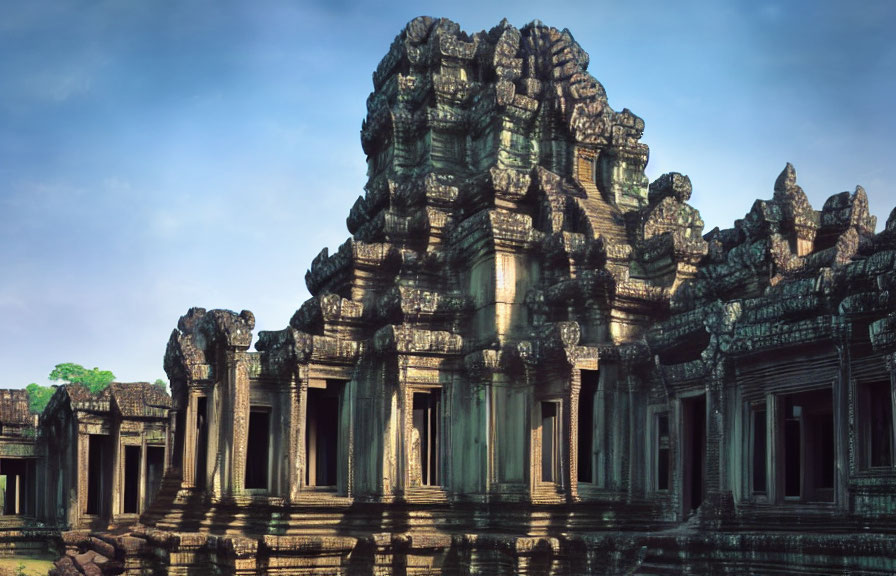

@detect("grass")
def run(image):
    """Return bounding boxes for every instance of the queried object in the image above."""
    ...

[0,556,57,576]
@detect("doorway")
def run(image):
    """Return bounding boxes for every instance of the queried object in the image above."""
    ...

[145,446,165,508]
[86,435,111,516]
[195,396,208,489]
[681,394,706,515]
[122,446,140,514]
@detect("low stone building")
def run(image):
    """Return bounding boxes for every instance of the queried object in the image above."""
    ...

[0,390,40,518]
[42,382,171,531]
[0,389,58,562]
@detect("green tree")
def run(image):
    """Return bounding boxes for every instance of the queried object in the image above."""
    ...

[153,378,168,391]
[49,362,115,393]
[25,382,55,414]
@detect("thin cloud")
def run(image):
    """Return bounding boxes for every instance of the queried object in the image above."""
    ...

[24,69,93,102]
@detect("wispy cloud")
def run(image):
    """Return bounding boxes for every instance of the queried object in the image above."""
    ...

[149,211,183,240]
[0,293,27,312]
[23,69,93,102]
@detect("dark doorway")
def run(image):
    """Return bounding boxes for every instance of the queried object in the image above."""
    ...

[244,408,270,490]
[145,446,165,508]
[752,408,767,494]
[0,459,28,515]
[541,401,560,483]
[412,389,442,486]
[123,446,140,514]
[23,459,35,516]
[860,381,893,468]
[195,396,208,489]
[578,371,598,484]
[784,411,801,498]
[681,394,706,515]
[86,435,109,516]
[780,389,834,502]
[307,382,342,487]
[656,413,670,491]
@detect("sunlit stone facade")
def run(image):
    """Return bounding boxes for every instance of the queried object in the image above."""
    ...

[43,16,896,575]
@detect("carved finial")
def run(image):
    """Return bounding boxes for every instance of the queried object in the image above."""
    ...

[648,172,692,204]
[887,206,896,234]
[239,310,255,330]
[774,162,797,194]
[405,16,436,44]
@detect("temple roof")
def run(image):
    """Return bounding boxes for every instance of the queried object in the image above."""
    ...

[0,389,33,426]
[44,382,170,419]
[110,382,172,418]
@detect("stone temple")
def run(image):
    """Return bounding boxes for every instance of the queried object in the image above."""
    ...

[32,16,896,575]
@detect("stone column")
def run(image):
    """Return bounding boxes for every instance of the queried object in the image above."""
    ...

[624,364,646,496]
[289,371,307,501]
[139,438,147,513]
[74,430,87,528]
[182,393,198,488]
[702,361,736,523]
[463,350,503,497]
[110,423,122,518]
[706,367,724,495]
[566,366,579,502]
[167,408,178,473]
[833,317,851,509]
[396,355,409,495]
[619,349,641,497]
[888,353,896,461]
[228,349,251,495]
[343,377,355,498]
[209,374,224,496]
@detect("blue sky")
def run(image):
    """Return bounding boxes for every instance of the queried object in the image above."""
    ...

[1,0,893,387]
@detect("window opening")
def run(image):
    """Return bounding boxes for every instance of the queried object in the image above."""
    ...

[145,446,165,509]
[244,408,270,490]
[306,382,342,487]
[123,445,140,514]
[780,389,833,502]
[86,435,108,515]
[656,412,670,491]
[860,381,893,468]
[21,460,35,516]
[541,401,561,483]
[752,408,767,494]
[412,390,442,486]
[682,395,706,513]
[784,404,801,498]
[195,396,208,489]
[578,371,598,484]
[0,459,27,515]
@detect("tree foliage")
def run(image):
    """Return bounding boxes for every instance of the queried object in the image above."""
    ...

[49,363,115,393]
[153,378,168,391]
[24,363,119,416]
[25,382,54,414]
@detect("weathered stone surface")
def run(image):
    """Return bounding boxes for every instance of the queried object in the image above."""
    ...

[9,15,887,576]
[89,537,116,560]
[35,383,170,547]
[73,549,97,569]
[649,172,692,204]
[53,557,80,576]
